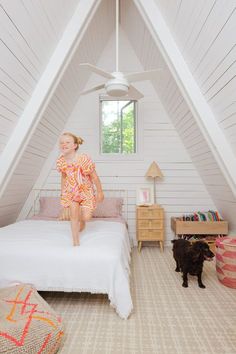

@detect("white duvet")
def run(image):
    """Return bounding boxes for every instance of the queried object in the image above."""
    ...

[0,220,133,319]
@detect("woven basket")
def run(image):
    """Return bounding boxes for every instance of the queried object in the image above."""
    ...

[0,284,64,353]
[216,237,236,288]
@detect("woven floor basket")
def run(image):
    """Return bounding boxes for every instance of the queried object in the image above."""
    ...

[216,237,236,288]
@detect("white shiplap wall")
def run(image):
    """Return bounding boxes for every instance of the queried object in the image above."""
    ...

[1,0,235,237]
[0,0,115,226]
[43,30,216,245]
[122,0,236,233]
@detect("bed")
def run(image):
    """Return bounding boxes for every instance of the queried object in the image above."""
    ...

[0,190,133,319]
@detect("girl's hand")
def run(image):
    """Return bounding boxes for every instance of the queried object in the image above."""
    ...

[96,191,104,203]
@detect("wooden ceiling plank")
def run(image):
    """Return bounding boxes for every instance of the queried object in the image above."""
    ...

[0,0,101,199]
[134,0,236,196]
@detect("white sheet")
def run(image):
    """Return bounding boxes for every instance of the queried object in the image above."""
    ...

[0,220,133,319]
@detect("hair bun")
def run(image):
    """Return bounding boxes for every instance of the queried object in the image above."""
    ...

[77,137,84,145]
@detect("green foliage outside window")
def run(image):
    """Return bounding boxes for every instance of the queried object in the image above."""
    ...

[101,100,136,154]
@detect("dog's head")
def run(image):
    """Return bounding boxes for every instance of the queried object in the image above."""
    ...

[192,241,214,261]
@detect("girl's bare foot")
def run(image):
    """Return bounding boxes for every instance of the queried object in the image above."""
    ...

[79,221,86,232]
[73,237,80,246]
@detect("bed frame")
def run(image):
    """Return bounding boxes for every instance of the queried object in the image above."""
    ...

[30,188,128,220]
[2,189,132,319]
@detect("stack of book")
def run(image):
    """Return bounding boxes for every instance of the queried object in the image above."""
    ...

[179,210,222,222]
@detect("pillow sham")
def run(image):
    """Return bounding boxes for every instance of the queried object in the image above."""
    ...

[93,197,123,218]
[39,197,61,218]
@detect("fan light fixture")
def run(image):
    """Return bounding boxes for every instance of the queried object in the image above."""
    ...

[105,75,129,96]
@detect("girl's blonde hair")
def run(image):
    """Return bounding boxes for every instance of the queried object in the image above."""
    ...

[62,132,84,151]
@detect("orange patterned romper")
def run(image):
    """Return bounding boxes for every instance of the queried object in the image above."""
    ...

[56,154,96,210]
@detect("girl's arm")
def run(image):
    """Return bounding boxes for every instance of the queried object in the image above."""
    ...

[91,170,104,203]
[61,173,66,194]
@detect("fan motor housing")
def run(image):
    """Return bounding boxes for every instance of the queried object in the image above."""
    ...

[105,75,129,96]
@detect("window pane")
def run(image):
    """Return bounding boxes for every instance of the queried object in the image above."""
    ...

[101,100,136,154]
[121,101,135,154]
[101,101,121,153]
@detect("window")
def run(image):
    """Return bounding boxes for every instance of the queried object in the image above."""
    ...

[100,99,137,154]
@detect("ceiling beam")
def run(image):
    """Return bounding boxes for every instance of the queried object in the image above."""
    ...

[134,0,236,196]
[0,0,101,199]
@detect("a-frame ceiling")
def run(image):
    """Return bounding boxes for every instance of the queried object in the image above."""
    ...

[0,0,236,228]
[127,0,236,227]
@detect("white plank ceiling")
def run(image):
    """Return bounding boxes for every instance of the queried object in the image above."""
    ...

[0,0,236,232]
[154,0,236,155]
[122,0,236,229]
[0,0,79,150]
[0,0,115,225]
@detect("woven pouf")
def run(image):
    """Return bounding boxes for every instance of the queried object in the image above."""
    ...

[216,237,236,288]
[0,284,64,353]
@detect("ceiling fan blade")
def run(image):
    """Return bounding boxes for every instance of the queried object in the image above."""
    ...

[80,63,113,79]
[80,84,105,96]
[125,69,162,83]
[128,85,144,99]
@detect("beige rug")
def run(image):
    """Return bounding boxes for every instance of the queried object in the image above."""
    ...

[42,247,236,354]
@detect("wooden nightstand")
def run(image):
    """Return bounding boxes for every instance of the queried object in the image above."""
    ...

[136,205,164,252]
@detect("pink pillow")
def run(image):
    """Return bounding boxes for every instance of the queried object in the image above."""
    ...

[93,198,123,218]
[39,197,62,218]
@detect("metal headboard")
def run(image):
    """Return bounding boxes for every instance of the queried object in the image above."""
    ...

[30,188,128,219]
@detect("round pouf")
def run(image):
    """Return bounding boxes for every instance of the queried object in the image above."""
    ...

[216,237,236,288]
[0,284,64,353]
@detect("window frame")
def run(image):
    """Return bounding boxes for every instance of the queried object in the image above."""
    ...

[99,96,138,158]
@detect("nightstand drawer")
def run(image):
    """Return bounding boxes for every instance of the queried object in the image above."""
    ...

[137,219,163,229]
[138,230,163,240]
[137,207,163,219]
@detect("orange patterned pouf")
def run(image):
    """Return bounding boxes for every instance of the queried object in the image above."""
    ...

[216,237,236,288]
[0,284,64,353]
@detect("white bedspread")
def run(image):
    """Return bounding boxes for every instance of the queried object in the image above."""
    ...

[0,220,133,319]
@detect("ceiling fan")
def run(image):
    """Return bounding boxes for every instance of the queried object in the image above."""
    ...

[79,0,161,99]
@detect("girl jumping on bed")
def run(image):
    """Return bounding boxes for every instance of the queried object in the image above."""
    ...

[57,132,104,246]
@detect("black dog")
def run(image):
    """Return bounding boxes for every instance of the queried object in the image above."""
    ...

[172,239,214,288]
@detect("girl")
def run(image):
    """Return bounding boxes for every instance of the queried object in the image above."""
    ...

[57,132,104,246]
